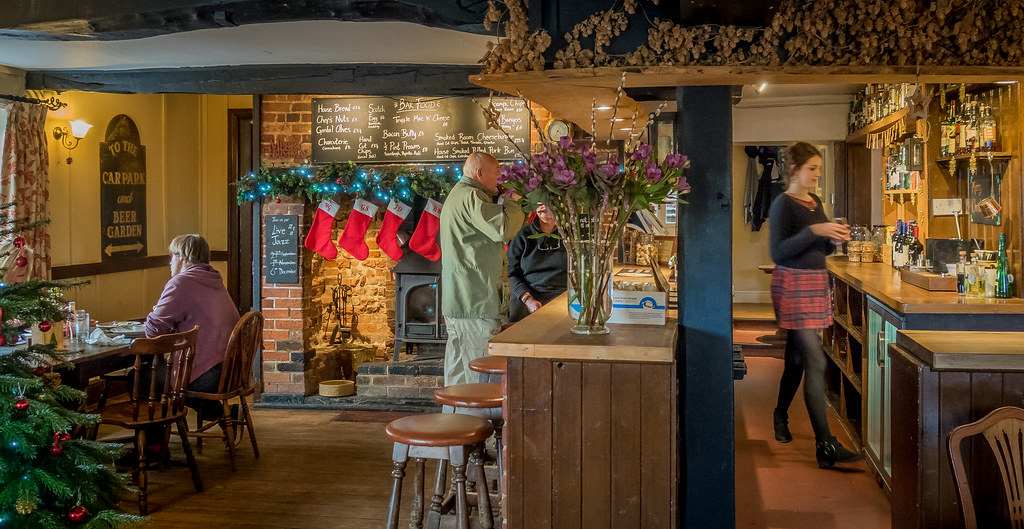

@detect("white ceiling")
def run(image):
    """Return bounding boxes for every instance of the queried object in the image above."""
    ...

[0,20,497,71]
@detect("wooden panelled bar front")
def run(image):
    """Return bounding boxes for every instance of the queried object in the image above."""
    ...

[488,295,678,529]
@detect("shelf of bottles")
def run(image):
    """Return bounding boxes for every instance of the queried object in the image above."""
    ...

[848,83,917,136]
[936,84,1009,170]
[883,138,922,204]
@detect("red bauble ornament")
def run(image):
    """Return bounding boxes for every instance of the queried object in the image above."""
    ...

[0,335,7,346]
[55,431,71,442]
[33,365,47,376]
[275,198,282,203]
[9,334,18,344]
[50,442,64,455]
[15,397,29,411]
[68,505,89,523]
[38,320,51,332]
[14,256,27,267]
[13,236,25,248]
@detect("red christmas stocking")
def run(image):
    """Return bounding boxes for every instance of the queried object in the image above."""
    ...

[409,198,443,261]
[304,199,341,260]
[375,199,412,261]
[337,198,379,260]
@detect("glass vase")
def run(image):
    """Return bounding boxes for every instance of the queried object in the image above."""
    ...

[565,240,613,335]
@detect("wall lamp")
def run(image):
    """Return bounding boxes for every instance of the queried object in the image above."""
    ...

[52,120,93,164]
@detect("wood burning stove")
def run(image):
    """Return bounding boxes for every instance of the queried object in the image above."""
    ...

[393,251,446,361]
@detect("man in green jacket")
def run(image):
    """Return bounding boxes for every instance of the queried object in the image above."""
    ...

[440,152,525,385]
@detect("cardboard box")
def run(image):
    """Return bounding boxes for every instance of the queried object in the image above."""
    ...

[569,289,667,326]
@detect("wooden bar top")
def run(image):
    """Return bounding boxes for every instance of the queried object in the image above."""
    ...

[827,258,1024,314]
[895,330,1024,372]
[488,293,677,363]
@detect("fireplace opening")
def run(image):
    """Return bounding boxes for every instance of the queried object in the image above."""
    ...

[393,251,447,361]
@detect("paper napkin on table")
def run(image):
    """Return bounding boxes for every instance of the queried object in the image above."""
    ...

[84,328,131,346]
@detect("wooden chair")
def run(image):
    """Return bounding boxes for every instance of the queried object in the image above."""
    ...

[947,405,1024,529]
[98,326,203,515]
[185,310,264,470]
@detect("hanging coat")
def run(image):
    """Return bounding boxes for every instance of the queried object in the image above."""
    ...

[750,147,783,232]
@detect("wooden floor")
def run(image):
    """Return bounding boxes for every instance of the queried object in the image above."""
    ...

[735,356,891,529]
[116,357,892,528]
[117,409,434,529]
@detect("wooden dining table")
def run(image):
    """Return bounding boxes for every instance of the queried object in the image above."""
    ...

[59,342,135,389]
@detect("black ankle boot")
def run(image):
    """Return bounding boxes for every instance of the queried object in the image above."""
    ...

[815,436,864,468]
[772,408,792,443]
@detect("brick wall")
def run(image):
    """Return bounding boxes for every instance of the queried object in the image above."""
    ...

[260,94,396,396]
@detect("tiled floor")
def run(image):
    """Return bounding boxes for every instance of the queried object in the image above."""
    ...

[735,356,891,529]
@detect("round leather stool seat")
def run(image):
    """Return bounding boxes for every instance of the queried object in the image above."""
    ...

[468,355,508,375]
[385,413,493,447]
[434,383,503,409]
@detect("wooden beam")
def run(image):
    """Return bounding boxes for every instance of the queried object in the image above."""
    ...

[471,65,1024,92]
[0,0,488,40]
[26,64,487,96]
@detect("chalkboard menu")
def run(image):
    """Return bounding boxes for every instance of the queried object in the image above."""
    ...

[265,215,299,284]
[99,114,147,261]
[311,96,529,163]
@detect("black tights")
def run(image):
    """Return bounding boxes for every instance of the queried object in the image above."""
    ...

[775,328,832,440]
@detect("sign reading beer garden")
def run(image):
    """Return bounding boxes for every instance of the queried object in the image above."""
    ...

[99,114,148,260]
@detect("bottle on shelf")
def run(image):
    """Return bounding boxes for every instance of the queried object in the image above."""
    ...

[995,233,1013,298]
[956,99,968,154]
[909,224,924,267]
[940,103,954,157]
[981,102,998,152]
[956,251,967,296]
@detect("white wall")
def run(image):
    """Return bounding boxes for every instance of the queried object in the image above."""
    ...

[731,95,850,303]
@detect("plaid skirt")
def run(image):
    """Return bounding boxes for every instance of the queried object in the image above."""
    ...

[771,266,833,330]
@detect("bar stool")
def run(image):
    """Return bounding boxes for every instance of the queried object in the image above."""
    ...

[434,383,504,495]
[468,355,507,384]
[385,413,494,529]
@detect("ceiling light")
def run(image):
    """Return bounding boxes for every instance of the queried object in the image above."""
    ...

[619,128,633,131]
[614,118,627,121]
[595,105,613,110]
[754,82,768,95]
[995,80,1017,84]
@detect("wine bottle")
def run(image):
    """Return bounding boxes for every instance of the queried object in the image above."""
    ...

[995,233,1012,298]
[981,102,998,152]
[909,224,924,267]
[957,251,967,296]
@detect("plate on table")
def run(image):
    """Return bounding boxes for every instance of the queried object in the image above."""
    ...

[97,321,145,338]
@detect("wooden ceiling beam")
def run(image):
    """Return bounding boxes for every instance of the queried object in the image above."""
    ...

[26,64,487,96]
[1,0,489,40]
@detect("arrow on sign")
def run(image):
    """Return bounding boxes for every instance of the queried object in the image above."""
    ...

[104,242,144,256]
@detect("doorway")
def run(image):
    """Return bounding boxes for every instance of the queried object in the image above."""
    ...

[228,108,254,313]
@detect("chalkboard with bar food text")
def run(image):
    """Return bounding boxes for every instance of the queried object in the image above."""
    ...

[311,96,529,164]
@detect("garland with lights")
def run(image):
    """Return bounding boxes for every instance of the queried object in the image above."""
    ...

[235,162,465,205]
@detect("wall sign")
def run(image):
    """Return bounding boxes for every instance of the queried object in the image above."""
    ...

[311,96,529,163]
[265,214,299,284]
[99,114,147,260]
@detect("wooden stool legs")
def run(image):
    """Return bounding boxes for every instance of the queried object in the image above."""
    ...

[386,442,491,529]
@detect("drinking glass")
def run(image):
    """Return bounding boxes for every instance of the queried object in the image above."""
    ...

[75,310,90,342]
[833,217,848,255]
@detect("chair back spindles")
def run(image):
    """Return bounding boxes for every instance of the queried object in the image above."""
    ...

[125,327,199,423]
[216,311,265,395]
[948,405,1024,529]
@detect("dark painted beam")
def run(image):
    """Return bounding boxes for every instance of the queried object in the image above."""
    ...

[26,64,487,96]
[676,85,735,529]
[1,0,490,40]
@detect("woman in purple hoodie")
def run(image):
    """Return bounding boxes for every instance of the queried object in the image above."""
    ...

[146,234,240,405]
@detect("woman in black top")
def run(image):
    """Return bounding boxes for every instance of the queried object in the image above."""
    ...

[507,205,567,322]
[769,142,862,469]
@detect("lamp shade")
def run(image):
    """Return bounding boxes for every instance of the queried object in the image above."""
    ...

[68,120,92,139]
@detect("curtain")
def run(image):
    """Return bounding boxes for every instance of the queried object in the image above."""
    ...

[0,101,51,280]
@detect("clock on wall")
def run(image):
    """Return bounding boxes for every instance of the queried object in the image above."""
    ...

[546,119,571,141]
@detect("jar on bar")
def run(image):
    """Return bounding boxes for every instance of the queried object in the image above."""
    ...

[870,225,887,263]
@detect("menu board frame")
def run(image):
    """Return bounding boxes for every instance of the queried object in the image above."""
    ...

[265,215,299,284]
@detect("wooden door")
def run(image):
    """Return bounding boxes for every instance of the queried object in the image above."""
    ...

[228,109,254,313]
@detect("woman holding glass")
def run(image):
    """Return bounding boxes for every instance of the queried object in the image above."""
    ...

[769,142,862,469]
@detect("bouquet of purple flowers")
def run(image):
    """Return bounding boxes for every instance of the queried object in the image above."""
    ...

[499,136,690,334]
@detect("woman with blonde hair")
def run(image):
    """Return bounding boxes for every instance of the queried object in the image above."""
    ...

[769,142,861,468]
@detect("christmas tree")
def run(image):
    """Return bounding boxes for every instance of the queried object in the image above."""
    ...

[0,203,146,528]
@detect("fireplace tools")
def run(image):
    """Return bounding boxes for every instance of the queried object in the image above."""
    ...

[323,281,352,344]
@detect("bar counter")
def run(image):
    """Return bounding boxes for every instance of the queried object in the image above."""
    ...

[827,258,1024,314]
[488,293,678,529]
[889,330,1024,529]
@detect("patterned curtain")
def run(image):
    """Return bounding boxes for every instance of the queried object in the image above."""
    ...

[0,101,51,280]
